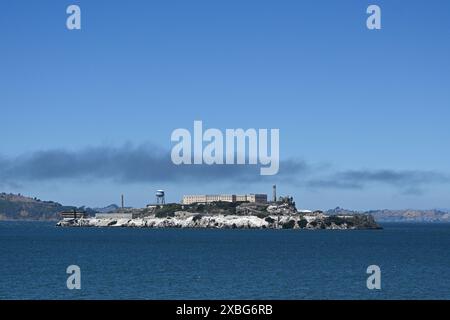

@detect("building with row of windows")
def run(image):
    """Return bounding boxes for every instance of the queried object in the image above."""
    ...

[182,194,267,205]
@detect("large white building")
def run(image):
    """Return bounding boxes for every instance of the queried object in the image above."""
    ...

[182,194,267,205]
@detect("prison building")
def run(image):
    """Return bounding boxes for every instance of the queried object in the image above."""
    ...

[182,194,267,205]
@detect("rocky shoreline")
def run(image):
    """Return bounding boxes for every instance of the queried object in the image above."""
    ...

[57,212,381,230]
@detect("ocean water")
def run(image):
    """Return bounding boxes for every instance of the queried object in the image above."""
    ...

[0,221,449,300]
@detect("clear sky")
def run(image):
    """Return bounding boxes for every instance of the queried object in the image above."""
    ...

[1,0,449,210]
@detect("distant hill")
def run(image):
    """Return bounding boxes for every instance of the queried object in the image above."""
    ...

[92,204,119,213]
[367,209,450,222]
[0,193,77,221]
[326,207,450,222]
[0,193,122,221]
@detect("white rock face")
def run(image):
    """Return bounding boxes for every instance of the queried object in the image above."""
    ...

[59,214,278,229]
[57,212,381,230]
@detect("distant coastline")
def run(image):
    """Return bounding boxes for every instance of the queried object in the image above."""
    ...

[1,192,449,223]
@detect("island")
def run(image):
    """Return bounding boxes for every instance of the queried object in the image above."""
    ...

[57,196,381,230]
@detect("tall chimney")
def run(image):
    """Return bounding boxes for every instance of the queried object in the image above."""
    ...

[273,185,277,203]
[121,194,124,209]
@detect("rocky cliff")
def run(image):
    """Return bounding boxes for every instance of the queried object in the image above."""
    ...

[57,211,381,230]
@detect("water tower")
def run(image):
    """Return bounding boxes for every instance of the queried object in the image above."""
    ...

[156,190,165,205]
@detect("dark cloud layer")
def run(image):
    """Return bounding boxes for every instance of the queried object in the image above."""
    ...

[0,144,307,185]
[307,169,450,193]
[1,145,449,195]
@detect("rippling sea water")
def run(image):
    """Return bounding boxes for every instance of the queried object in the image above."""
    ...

[0,221,449,299]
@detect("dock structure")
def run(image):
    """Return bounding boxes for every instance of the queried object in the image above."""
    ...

[60,211,88,219]
[95,213,140,219]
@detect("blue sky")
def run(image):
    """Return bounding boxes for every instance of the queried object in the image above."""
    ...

[1,0,450,210]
